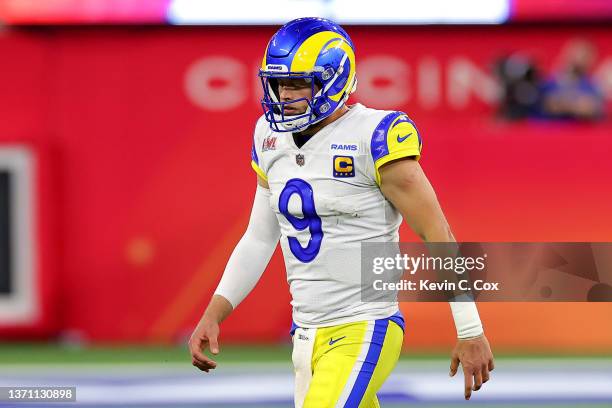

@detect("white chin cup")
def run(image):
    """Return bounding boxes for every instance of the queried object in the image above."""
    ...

[275,105,314,131]
[280,115,311,131]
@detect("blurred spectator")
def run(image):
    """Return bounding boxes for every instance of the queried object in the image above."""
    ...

[495,53,542,120]
[540,39,604,121]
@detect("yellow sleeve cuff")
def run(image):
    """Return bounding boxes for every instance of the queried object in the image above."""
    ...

[251,160,268,181]
[374,149,421,185]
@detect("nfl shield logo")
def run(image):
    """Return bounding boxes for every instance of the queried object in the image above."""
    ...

[296,154,305,166]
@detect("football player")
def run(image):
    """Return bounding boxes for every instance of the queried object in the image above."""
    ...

[189,17,494,407]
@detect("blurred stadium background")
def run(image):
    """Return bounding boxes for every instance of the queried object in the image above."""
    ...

[0,0,611,407]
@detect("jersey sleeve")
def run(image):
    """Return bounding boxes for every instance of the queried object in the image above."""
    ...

[251,142,267,181]
[250,116,268,181]
[370,111,423,184]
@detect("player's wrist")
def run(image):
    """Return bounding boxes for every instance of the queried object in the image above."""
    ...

[202,307,224,326]
[201,312,221,327]
[204,294,233,324]
[458,332,485,341]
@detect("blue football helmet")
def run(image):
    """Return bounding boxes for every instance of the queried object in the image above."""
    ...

[259,17,358,132]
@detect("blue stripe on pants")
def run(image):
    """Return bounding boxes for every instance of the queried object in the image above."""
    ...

[343,319,389,407]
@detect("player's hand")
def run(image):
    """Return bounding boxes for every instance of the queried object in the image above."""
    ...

[449,334,494,400]
[188,317,220,373]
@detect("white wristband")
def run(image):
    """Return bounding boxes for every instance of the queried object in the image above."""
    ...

[449,301,484,339]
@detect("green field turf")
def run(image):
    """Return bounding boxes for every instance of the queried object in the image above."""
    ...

[1,342,611,364]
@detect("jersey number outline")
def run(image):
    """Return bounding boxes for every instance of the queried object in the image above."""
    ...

[278,178,323,263]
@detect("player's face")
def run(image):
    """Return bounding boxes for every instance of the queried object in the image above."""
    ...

[277,78,320,116]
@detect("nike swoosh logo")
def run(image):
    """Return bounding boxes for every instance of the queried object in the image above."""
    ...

[329,336,346,346]
[397,133,413,143]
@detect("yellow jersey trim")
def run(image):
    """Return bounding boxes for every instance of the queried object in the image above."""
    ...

[374,150,421,185]
[251,160,268,181]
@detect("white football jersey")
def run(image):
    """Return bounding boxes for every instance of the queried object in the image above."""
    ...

[251,103,422,328]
